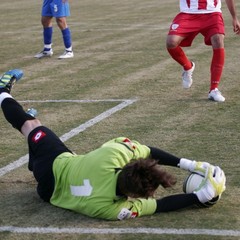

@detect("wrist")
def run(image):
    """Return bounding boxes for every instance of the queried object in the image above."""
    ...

[179,158,195,171]
[194,184,215,203]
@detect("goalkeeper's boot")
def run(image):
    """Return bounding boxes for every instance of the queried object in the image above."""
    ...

[0,69,24,93]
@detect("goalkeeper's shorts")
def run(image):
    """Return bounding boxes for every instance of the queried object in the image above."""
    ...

[28,126,72,202]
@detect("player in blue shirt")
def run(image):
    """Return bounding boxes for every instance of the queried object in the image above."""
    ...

[34,0,74,59]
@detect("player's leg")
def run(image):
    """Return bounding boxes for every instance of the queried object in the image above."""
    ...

[0,69,73,202]
[56,17,74,59]
[208,34,225,102]
[166,13,196,88]
[53,0,73,59]
[166,35,195,89]
[202,13,225,102]
[0,69,41,138]
[35,0,54,59]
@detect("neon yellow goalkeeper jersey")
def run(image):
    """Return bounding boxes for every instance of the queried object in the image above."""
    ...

[50,137,157,220]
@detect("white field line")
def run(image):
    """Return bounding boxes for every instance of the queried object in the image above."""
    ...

[0,99,137,177]
[0,226,240,236]
[19,99,135,103]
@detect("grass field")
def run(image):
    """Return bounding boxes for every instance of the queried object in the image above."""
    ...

[0,0,240,239]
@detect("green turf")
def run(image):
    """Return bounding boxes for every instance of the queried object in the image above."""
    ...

[0,0,239,239]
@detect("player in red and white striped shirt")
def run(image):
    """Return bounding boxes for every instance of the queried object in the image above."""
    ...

[166,0,240,102]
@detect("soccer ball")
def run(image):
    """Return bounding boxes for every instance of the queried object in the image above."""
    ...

[183,173,220,207]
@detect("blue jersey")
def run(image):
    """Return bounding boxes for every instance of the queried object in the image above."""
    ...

[41,0,70,17]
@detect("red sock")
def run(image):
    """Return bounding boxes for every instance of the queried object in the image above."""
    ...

[167,46,192,70]
[210,48,225,91]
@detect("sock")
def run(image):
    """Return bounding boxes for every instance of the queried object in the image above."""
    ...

[0,81,12,93]
[210,48,225,91]
[167,46,192,70]
[1,98,35,132]
[62,28,72,50]
[43,27,53,51]
[0,92,13,105]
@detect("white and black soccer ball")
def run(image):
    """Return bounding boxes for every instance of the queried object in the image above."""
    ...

[183,173,220,207]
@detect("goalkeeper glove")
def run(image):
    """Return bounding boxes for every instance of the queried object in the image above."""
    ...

[179,158,211,176]
[194,166,226,203]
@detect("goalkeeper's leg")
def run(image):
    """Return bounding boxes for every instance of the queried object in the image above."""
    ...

[0,68,41,138]
[0,92,73,202]
[0,95,41,137]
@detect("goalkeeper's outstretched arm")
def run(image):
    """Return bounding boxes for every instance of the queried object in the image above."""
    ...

[155,193,199,213]
[149,146,180,167]
[149,146,214,177]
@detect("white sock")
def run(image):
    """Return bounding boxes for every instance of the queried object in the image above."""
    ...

[44,44,52,49]
[0,92,13,106]
[66,46,72,52]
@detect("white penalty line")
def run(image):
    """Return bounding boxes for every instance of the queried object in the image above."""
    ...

[0,226,240,236]
[19,99,136,103]
[0,99,137,177]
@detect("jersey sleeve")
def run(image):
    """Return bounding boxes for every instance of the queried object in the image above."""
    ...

[87,197,157,220]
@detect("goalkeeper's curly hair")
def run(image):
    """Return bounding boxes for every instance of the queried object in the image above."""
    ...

[117,158,177,198]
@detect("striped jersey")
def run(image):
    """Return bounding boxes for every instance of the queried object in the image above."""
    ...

[180,0,222,13]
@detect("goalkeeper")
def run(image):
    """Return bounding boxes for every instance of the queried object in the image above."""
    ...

[0,69,226,220]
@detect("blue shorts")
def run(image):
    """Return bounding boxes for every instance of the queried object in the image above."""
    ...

[41,0,70,18]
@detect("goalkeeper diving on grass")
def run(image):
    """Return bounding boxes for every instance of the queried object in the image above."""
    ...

[0,69,226,220]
